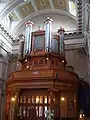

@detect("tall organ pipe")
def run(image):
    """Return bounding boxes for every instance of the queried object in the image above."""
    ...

[18,34,25,60]
[57,27,65,54]
[24,21,34,55]
[44,17,53,53]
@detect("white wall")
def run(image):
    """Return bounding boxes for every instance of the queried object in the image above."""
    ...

[65,49,89,84]
[31,13,77,32]
[0,32,12,53]
[14,13,77,36]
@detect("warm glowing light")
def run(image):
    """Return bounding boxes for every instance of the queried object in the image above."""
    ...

[62,60,64,63]
[61,97,65,101]
[46,57,49,60]
[80,114,82,118]
[17,63,19,66]
[36,96,39,103]
[25,59,27,62]
[83,114,85,117]
[11,97,16,102]
[26,66,29,68]
[69,1,76,16]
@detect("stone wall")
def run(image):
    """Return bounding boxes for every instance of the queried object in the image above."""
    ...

[65,49,90,84]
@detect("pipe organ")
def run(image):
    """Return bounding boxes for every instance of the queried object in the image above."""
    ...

[18,34,25,60]
[24,21,34,55]
[44,17,53,53]
[5,17,79,120]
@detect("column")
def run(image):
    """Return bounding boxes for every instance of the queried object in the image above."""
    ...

[14,90,20,120]
[7,53,18,73]
[85,1,90,78]
[24,21,34,56]
[0,55,8,120]
[9,92,15,120]
[82,0,89,34]
[5,91,11,120]
[44,17,53,53]
[8,90,19,120]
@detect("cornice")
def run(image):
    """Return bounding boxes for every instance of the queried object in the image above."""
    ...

[0,23,15,42]
[0,0,24,19]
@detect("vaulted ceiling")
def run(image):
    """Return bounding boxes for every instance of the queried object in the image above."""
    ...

[0,0,77,38]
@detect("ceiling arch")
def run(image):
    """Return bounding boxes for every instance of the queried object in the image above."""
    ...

[0,0,77,37]
[13,9,77,36]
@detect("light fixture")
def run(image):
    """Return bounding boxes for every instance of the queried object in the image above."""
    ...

[61,97,65,101]
[46,57,49,60]
[11,97,16,102]
[25,59,27,62]
[26,66,29,68]
[79,114,82,118]
[36,96,39,103]
[17,63,19,66]
[62,60,64,63]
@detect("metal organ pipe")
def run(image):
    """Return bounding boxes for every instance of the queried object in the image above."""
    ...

[18,34,25,60]
[57,27,65,54]
[44,17,53,53]
[24,21,34,55]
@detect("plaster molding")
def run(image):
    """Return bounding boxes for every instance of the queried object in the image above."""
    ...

[0,0,24,19]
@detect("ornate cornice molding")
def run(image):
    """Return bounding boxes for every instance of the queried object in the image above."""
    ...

[0,0,24,19]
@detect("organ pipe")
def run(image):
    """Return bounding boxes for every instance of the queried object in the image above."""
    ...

[24,21,34,55]
[44,17,53,53]
[18,34,25,60]
[57,27,65,54]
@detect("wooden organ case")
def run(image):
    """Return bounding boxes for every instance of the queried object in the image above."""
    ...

[5,18,79,120]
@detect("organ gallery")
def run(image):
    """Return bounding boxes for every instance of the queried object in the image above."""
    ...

[5,17,79,120]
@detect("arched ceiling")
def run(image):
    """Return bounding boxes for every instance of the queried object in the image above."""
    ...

[0,0,77,37]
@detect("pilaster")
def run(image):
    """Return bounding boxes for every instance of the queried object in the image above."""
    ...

[7,53,19,74]
[0,54,8,120]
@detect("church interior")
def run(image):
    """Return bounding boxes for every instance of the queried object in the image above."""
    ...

[0,0,90,120]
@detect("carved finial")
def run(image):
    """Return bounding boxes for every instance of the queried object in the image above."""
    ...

[44,17,53,23]
[57,26,65,34]
[38,25,41,30]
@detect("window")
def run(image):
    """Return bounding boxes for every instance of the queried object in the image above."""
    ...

[69,0,76,16]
